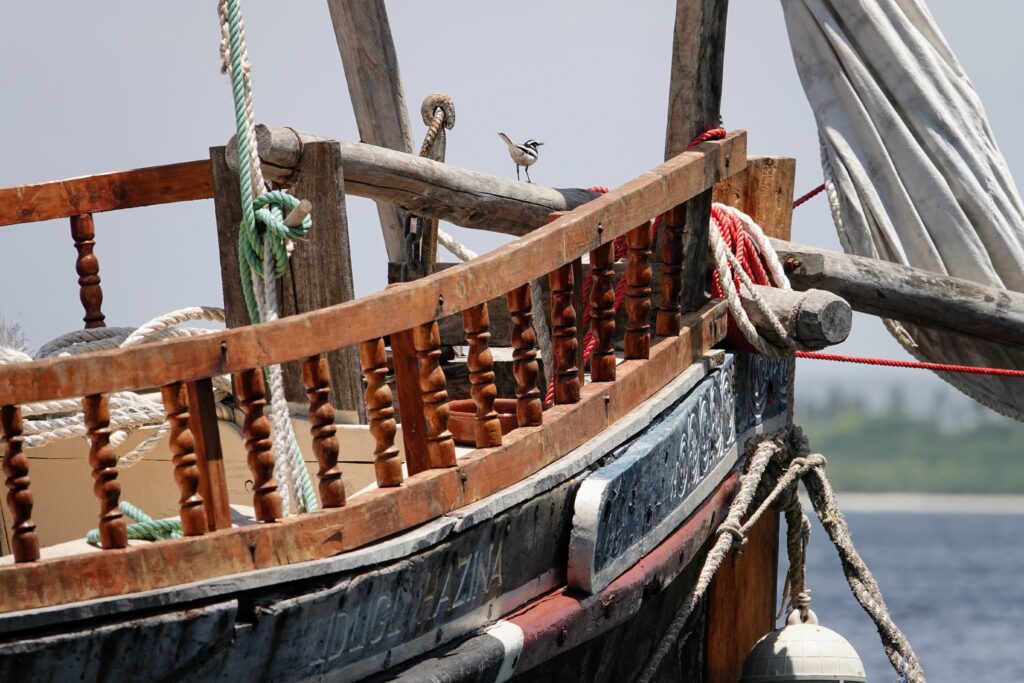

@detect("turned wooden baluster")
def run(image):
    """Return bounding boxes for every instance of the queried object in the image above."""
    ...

[302,356,345,507]
[657,206,685,337]
[82,394,128,549]
[550,264,580,404]
[589,242,616,382]
[1,406,39,562]
[625,221,653,359]
[160,382,208,535]
[235,369,282,521]
[412,322,457,468]
[359,338,403,487]
[463,303,502,447]
[506,284,543,427]
[70,213,106,329]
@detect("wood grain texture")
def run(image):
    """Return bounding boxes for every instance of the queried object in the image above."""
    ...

[705,512,779,683]
[326,0,411,261]
[589,242,616,382]
[82,394,127,549]
[412,322,457,471]
[160,382,207,536]
[186,379,232,531]
[550,264,580,404]
[228,124,602,237]
[740,285,852,350]
[712,156,796,240]
[665,0,729,314]
[462,303,502,447]
[359,339,403,488]
[657,206,685,337]
[234,369,281,523]
[0,160,212,227]
[302,356,345,508]
[0,302,726,614]
[625,222,653,359]
[390,327,430,474]
[0,132,746,405]
[507,284,544,427]
[1,406,39,562]
[70,213,105,329]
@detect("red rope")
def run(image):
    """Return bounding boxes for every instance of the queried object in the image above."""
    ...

[793,183,826,208]
[687,128,727,147]
[795,351,1024,377]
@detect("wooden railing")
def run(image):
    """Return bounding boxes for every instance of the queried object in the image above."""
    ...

[0,131,744,612]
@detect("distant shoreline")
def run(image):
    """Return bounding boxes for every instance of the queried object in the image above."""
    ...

[805,492,1024,514]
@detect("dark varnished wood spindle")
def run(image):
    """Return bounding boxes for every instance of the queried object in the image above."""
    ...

[82,394,128,549]
[462,303,502,447]
[506,284,543,427]
[589,242,617,382]
[412,322,457,469]
[70,213,106,329]
[235,369,282,521]
[550,264,580,404]
[160,382,208,535]
[359,338,403,487]
[1,406,39,563]
[657,206,685,337]
[302,356,345,507]
[625,221,653,359]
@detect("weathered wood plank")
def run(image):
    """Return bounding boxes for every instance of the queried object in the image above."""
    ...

[740,285,851,350]
[773,238,1024,350]
[665,0,730,313]
[326,0,412,262]
[0,160,213,227]
[713,156,796,239]
[186,378,233,530]
[0,133,746,405]
[0,303,726,613]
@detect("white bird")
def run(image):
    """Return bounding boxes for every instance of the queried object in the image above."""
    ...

[498,132,544,183]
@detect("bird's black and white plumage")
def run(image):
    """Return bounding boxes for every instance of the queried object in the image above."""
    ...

[498,132,544,183]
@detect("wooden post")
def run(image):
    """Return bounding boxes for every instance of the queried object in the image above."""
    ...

[704,155,795,683]
[589,242,616,381]
[160,382,208,536]
[657,206,685,337]
[186,379,233,531]
[390,328,430,474]
[412,322,457,471]
[665,0,730,314]
[359,339,403,487]
[70,213,105,329]
[234,369,281,523]
[82,394,128,548]
[210,142,365,417]
[327,0,412,262]
[550,264,580,404]
[462,303,502,447]
[625,222,653,359]
[507,284,543,427]
[302,356,346,508]
[1,406,39,562]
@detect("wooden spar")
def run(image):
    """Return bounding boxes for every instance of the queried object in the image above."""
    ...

[772,238,1024,351]
[225,124,602,237]
[0,302,727,614]
[0,132,745,405]
[741,285,852,350]
[664,0,730,313]
[327,0,413,262]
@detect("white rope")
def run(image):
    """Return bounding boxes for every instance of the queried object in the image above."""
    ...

[120,306,225,348]
[437,228,478,262]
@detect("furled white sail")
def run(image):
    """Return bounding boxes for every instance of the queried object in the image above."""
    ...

[782,0,1024,419]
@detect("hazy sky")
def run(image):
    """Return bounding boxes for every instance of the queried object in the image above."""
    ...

[2,1,1021,410]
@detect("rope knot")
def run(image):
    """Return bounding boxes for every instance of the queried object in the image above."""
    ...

[241,190,311,278]
[716,520,746,552]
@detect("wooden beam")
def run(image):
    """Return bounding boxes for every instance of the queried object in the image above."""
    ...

[225,124,601,237]
[741,285,852,350]
[713,156,796,239]
[0,303,726,614]
[664,0,730,313]
[0,132,746,405]
[327,0,413,262]
[0,160,213,227]
[773,238,1024,351]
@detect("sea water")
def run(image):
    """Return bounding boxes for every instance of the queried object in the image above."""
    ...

[795,504,1024,682]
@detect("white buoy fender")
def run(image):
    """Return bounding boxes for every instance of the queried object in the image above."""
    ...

[739,609,867,683]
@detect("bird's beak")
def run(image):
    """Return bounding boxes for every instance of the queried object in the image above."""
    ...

[536,142,545,146]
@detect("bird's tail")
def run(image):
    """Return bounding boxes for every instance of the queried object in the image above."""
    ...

[498,132,516,151]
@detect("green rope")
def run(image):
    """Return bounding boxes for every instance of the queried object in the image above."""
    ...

[223,0,317,514]
[85,501,183,546]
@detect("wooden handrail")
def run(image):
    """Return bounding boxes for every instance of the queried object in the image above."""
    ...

[0,131,746,405]
[0,160,214,227]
